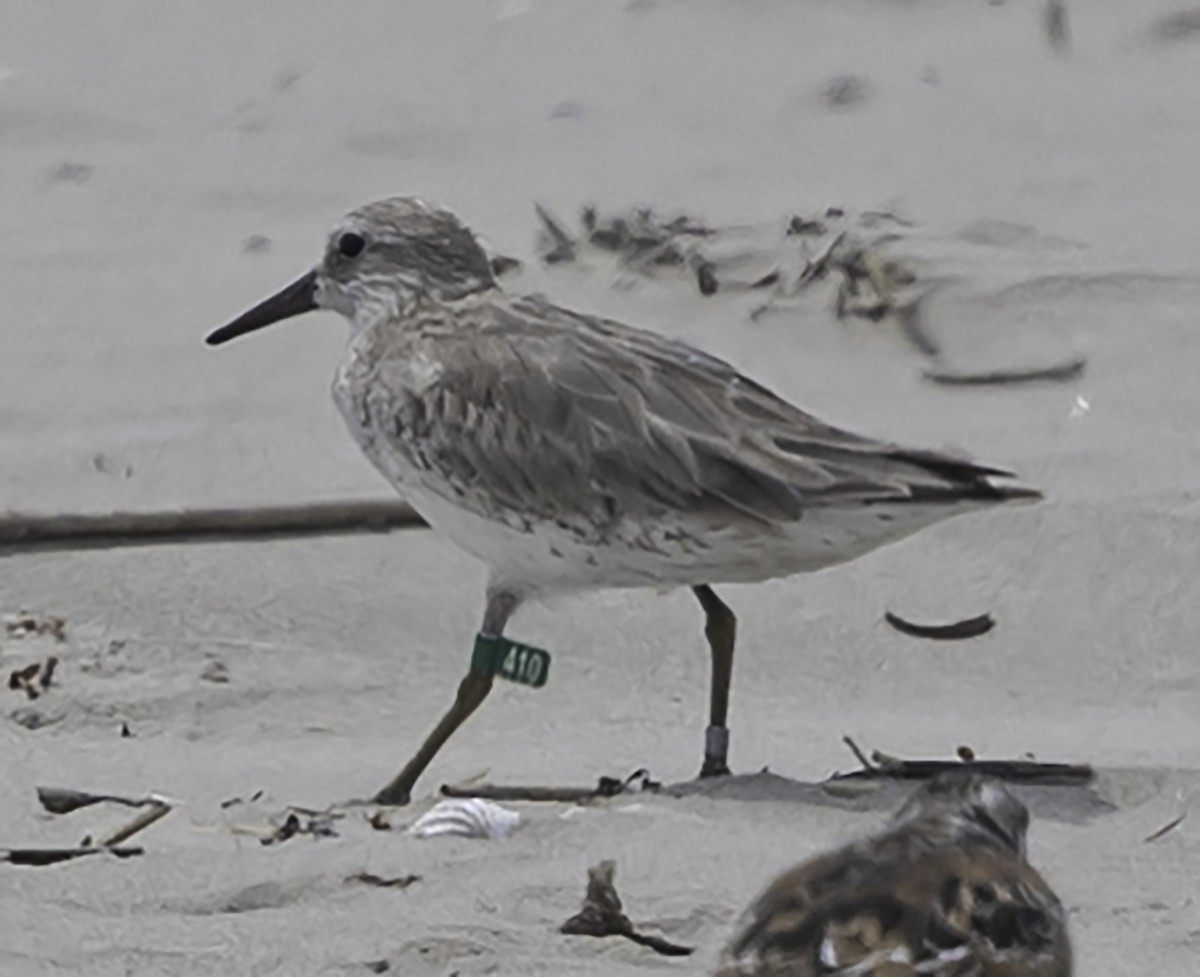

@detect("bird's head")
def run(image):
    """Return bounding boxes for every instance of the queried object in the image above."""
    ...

[890,772,1031,857]
[207,196,497,346]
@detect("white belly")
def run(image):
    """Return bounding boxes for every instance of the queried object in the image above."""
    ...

[392,480,988,599]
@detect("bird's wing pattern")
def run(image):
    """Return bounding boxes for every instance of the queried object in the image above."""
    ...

[361,294,1031,526]
[717,847,1070,977]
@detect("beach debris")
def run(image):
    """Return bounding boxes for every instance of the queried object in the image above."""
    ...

[261,809,340,846]
[219,788,266,810]
[1143,812,1187,843]
[560,859,694,957]
[0,499,423,554]
[36,786,163,815]
[8,657,59,700]
[4,611,67,641]
[923,356,1086,387]
[1,845,144,867]
[883,610,995,641]
[200,659,230,684]
[534,202,931,348]
[957,745,977,762]
[440,767,659,804]
[409,797,520,840]
[345,871,421,889]
[368,810,393,831]
[534,203,579,265]
[86,800,173,848]
[120,721,134,738]
[833,737,1093,786]
[4,788,174,867]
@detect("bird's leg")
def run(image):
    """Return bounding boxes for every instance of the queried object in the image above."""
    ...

[373,590,520,806]
[693,584,736,778]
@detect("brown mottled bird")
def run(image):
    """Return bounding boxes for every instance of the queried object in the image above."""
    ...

[207,197,1039,805]
[716,774,1072,976]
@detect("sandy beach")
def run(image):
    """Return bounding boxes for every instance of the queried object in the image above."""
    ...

[3,1,1200,973]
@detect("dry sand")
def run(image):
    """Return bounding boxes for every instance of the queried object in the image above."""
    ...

[3,1,1200,973]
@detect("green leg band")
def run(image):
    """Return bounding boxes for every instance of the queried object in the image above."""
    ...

[471,633,551,689]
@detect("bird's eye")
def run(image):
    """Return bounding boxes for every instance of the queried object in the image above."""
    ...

[337,232,366,258]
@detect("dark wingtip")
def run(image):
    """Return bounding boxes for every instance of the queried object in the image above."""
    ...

[993,484,1043,504]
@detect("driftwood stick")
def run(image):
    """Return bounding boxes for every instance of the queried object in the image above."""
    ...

[0,500,423,554]
[98,802,172,847]
[923,357,1086,387]
[830,754,1093,786]
[441,784,605,803]
[0,846,144,867]
[441,769,656,804]
[841,736,876,772]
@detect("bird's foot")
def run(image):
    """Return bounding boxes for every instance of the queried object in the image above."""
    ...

[372,784,413,807]
[699,756,732,778]
[700,725,732,778]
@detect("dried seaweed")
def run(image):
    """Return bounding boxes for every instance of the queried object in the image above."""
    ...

[345,871,421,889]
[561,860,693,957]
[884,611,995,641]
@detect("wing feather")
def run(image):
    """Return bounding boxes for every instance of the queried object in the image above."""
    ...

[359,295,1034,527]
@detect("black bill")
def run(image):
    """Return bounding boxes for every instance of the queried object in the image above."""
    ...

[205,270,318,346]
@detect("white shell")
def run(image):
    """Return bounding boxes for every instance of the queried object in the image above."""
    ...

[408,798,520,840]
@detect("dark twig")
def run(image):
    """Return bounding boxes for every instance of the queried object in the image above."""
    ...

[0,500,423,555]
[441,768,658,803]
[441,784,605,803]
[1143,812,1187,843]
[923,357,1086,388]
[4,612,67,640]
[345,871,421,889]
[841,736,876,772]
[534,203,578,264]
[884,611,995,641]
[1,845,144,867]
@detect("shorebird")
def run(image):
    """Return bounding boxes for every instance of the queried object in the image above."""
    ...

[716,773,1072,976]
[206,196,1039,805]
